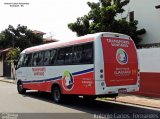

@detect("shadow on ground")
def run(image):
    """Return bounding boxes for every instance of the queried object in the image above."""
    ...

[22,91,160,115]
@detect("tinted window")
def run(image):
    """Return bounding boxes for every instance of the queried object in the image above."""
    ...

[55,47,73,65]
[37,51,44,66]
[82,43,93,64]
[24,54,32,66]
[73,43,93,64]
[17,54,25,68]
[50,49,57,65]
[64,47,73,65]
[27,50,55,67]
[26,42,93,67]
[32,53,39,66]
[55,48,65,65]
[43,50,51,65]
[73,45,82,64]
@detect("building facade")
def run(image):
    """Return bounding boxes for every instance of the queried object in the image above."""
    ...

[123,0,160,47]
[0,48,12,77]
[121,1,160,97]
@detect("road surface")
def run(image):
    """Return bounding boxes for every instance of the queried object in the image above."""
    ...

[0,81,159,119]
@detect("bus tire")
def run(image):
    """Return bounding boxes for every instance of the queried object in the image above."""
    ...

[52,86,63,103]
[17,81,26,94]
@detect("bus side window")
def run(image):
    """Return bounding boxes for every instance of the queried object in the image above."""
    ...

[44,50,51,66]
[55,48,65,65]
[64,47,73,65]
[82,43,93,64]
[32,53,39,66]
[73,45,82,64]
[17,54,25,68]
[24,54,32,67]
[37,51,44,66]
[50,49,57,65]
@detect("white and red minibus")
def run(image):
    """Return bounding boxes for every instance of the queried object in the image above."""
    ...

[16,32,140,103]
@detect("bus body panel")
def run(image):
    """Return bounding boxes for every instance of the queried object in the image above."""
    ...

[94,33,139,95]
[16,67,27,81]
[18,65,95,95]
[101,37,138,86]
[94,35,106,95]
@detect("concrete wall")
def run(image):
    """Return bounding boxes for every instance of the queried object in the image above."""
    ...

[122,0,160,44]
[138,72,160,98]
[134,48,160,98]
[138,48,160,72]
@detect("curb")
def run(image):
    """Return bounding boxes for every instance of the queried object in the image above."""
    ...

[98,98,160,110]
[0,79,16,84]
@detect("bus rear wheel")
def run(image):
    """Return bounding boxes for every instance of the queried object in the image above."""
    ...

[52,86,63,103]
[17,81,26,94]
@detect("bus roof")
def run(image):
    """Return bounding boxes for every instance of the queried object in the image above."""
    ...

[22,32,130,54]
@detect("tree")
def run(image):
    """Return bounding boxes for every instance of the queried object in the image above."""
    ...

[4,47,21,79]
[0,24,43,67]
[6,47,20,64]
[68,0,146,46]
[0,24,43,50]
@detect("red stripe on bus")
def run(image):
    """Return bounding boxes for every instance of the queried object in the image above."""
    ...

[23,72,95,95]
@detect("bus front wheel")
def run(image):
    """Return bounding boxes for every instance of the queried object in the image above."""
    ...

[52,86,63,103]
[17,81,26,94]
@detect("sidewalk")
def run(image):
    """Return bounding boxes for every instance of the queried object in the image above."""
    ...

[0,76,16,84]
[103,94,160,109]
[0,77,160,109]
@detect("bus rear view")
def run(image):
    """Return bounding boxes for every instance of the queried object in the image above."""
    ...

[94,33,140,97]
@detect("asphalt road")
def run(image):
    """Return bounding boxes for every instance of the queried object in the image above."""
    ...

[0,81,160,119]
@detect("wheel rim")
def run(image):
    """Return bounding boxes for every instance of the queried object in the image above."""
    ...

[54,89,60,102]
[18,84,23,91]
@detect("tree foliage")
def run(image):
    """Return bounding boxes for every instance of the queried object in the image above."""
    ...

[68,0,146,45]
[0,24,43,51]
[6,47,20,64]
[0,24,43,63]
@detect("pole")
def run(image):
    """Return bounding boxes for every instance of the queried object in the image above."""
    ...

[12,34,14,48]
